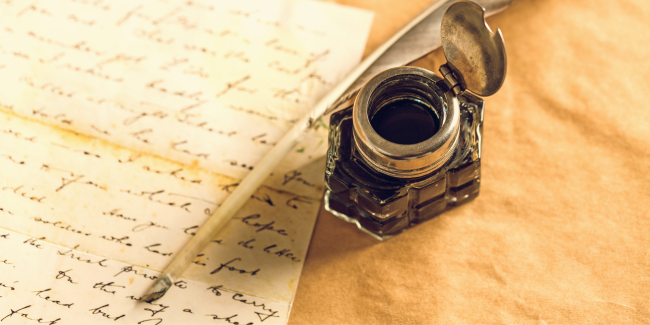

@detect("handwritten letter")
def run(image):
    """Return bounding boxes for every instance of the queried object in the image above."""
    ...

[0,0,373,323]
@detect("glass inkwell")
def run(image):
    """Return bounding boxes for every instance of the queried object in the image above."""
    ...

[324,1,507,240]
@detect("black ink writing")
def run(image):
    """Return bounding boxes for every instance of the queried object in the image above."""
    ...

[57,249,108,267]
[93,281,125,294]
[34,288,74,308]
[88,304,126,321]
[210,258,260,276]
[55,269,77,284]
[239,214,288,236]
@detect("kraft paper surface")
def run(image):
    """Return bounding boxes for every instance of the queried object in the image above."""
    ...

[289,0,650,323]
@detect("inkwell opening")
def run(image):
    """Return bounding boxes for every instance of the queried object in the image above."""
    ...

[368,74,443,145]
[353,67,460,178]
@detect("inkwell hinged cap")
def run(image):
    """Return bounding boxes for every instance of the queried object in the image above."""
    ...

[352,0,507,178]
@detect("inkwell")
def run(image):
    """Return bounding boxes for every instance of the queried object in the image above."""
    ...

[324,1,507,240]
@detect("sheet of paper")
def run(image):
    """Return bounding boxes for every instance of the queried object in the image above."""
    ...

[0,0,373,195]
[0,0,373,323]
[0,227,292,324]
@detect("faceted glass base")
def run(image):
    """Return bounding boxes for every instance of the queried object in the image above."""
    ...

[324,93,484,240]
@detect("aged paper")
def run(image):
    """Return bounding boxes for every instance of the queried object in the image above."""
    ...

[0,0,372,195]
[0,0,373,323]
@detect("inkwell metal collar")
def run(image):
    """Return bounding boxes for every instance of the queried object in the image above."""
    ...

[352,0,507,178]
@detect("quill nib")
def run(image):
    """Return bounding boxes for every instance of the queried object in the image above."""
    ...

[141,274,173,303]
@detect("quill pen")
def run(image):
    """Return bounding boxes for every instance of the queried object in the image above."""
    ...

[142,0,514,303]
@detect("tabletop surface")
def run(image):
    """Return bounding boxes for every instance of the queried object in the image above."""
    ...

[289,0,650,323]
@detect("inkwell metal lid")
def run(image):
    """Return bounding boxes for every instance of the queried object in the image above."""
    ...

[439,0,507,96]
[352,0,507,178]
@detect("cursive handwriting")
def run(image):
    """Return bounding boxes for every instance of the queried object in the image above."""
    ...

[239,214,288,236]
[210,258,260,276]
[57,249,108,267]
[1,305,61,325]
[34,288,74,308]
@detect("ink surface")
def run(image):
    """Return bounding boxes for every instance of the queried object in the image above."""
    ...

[370,99,440,145]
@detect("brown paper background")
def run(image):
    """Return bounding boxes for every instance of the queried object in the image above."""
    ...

[289,0,650,323]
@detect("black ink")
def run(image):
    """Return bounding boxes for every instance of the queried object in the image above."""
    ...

[23,237,45,249]
[256,311,280,322]
[93,281,125,294]
[210,258,259,276]
[144,304,168,317]
[0,154,26,165]
[146,79,204,101]
[118,154,141,164]
[0,282,16,291]
[31,107,73,124]
[103,208,137,222]
[88,304,126,321]
[142,166,202,184]
[239,214,288,236]
[55,174,106,192]
[2,129,36,142]
[251,193,274,207]
[176,112,236,137]
[215,75,254,98]
[133,221,168,232]
[263,245,301,262]
[183,226,223,245]
[145,243,173,256]
[1,305,61,324]
[282,170,316,187]
[1,185,46,203]
[55,269,77,284]
[251,133,276,146]
[226,105,296,123]
[114,266,158,280]
[238,239,255,249]
[129,128,153,143]
[184,225,199,236]
[91,125,111,135]
[232,293,280,322]
[33,217,92,236]
[56,249,108,267]
[123,111,167,126]
[286,196,313,209]
[120,189,192,212]
[207,285,223,296]
[223,159,253,170]
[206,313,253,325]
[171,140,209,159]
[34,288,74,308]
[99,235,133,246]
[138,318,163,325]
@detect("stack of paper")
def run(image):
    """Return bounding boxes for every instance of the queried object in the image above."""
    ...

[0,0,372,323]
